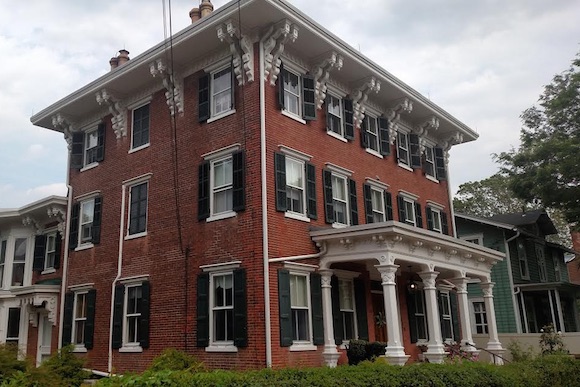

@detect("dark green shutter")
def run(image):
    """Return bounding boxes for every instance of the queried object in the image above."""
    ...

[360,117,369,148]
[343,99,354,140]
[196,273,210,347]
[378,117,390,156]
[306,163,317,219]
[96,123,105,162]
[54,232,62,269]
[331,276,344,345]
[230,62,235,110]
[62,292,74,346]
[311,273,324,345]
[363,183,374,224]
[348,179,358,226]
[302,75,316,121]
[385,192,393,221]
[354,278,368,341]
[397,195,406,223]
[139,282,150,348]
[274,153,287,212]
[71,132,84,170]
[69,203,80,250]
[414,202,423,228]
[450,292,460,341]
[278,63,285,110]
[407,290,418,343]
[33,235,47,271]
[325,96,331,132]
[232,151,245,212]
[198,73,210,122]
[441,212,449,235]
[434,147,447,180]
[198,162,210,220]
[278,269,292,347]
[91,196,102,244]
[409,134,421,168]
[85,289,97,350]
[112,285,124,349]
[323,169,334,224]
[233,268,248,347]
[426,207,434,231]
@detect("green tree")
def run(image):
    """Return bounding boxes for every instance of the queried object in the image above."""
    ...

[496,51,580,230]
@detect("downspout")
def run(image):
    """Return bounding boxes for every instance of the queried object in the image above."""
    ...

[259,37,272,368]
[504,229,522,333]
[268,243,327,263]
[108,184,127,374]
[446,166,458,238]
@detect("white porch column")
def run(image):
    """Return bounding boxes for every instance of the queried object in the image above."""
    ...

[481,281,505,364]
[450,276,478,354]
[319,269,340,367]
[418,270,446,363]
[376,264,409,365]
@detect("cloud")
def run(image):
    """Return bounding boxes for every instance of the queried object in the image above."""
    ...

[0,183,67,209]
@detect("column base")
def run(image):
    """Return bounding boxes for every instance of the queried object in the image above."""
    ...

[322,346,341,368]
[485,342,505,365]
[383,346,409,366]
[425,343,447,364]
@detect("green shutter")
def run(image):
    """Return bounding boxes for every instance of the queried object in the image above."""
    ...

[198,73,210,122]
[360,117,369,148]
[343,99,354,140]
[54,232,62,269]
[196,273,209,347]
[354,278,368,340]
[85,289,97,350]
[385,192,393,221]
[96,123,105,162]
[378,116,390,156]
[198,162,210,220]
[232,151,245,212]
[274,153,287,212]
[331,276,344,345]
[112,285,124,349]
[441,212,449,235]
[33,235,47,271]
[348,179,358,226]
[426,207,434,230]
[434,147,447,180]
[278,269,292,347]
[414,202,423,228]
[92,196,102,244]
[311,273,324,345]
[278,63,285,110]
[363,183,374,224]
[306,163,317,220]
[450,292,460,341]
[409,134,421,168]
[138,282,151,348]
[233,268,248,347]
[407,290,418,343]
[397,195,406,223]
[69,203,80,250]
[70,132,84,170]
[302,75,316,121]
[323,170,334,224]
[62,292,74,347]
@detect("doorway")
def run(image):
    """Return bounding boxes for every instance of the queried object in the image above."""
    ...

[37,315,52,365]
[372,292,388,342]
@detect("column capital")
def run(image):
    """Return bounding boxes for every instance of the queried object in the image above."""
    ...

[376,264,399,285]
[418,271,439,290]
[480,281,495,297]
[449,277,469,294]
[319,269,333,288]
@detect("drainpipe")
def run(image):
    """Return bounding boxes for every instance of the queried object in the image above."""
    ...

[268,243,327,263]
[503,229,522,333]
[259,36,272,368]
[446,170,458,237]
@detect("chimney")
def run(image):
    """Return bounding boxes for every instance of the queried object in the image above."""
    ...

[199,0,214,18]
[189,7,201,23]
[117,49,130,66]
[109,56,119,71]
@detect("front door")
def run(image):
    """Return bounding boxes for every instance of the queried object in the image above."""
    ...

[37,315,52,365]
[372,293,388,342]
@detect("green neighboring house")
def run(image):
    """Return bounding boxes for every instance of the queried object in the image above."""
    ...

[456,210,580,334]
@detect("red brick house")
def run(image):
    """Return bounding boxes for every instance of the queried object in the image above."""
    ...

[30,0,505,374]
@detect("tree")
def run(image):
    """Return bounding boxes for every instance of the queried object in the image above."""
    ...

[496,52,580,230]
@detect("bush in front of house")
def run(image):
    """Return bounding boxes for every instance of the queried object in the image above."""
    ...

[346,339,387,365]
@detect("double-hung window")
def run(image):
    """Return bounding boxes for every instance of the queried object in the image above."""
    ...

[471,300,488,334]
[363,181,393,224]
[112,280,150,352]
[212,156,233,215]
[408,290,428,343]
[128,181,148,237]
[424,146,436,178]
[327,95,343,136]
[70,124,105,170]
[397,131,410,166]
[45,233,57,270]
[33,232,60,272]
[69,195,102,250]
[278,64,316,122]
[0,240,6,288]
[397,193,422,228]
[364,116,379,153]
[125,284,142,346]
[323,166,358,227]
[211,273,234,344]
[536,245,547,282]
[80,200,94,244]
[285,158,305,215]
[290,273,310,342]
[11,238,27,287]
[426,205,448,234]
[198,64,235,123]
[332,175,349,226]
[63,288,97,350]
[84,129,99,165]
[282,69,301,116]
[439,292,454,341]
[339,279,356,340]
[73,292,87,346]
[131,103,150,150]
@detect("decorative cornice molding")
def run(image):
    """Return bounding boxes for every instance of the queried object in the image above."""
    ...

[47,206,66,234]
[311,51,343,110]
[351,77,381,128]
[439,131,464,165]
[149,58,184,116]
[415,116,440,154]
[52,113,74,150]
[20,294,59,326]
[386,97,413,144]
[217,20,254,85]
[95,89,126,139]
[22,216,42,235]
[263,19,299,86]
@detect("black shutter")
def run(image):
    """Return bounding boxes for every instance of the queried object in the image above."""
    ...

[69,203,80,250]
[91,196,102,244]
[112,285,124,349]
[278,269,292,347]
[306,163,317,219]
[274,153,287,212]
[278,63,285,110]
[378,116,390,156]
[62,292,74,346]
[325,96,331,132]
[363,183,374,224]
[343,98,354,140]
[54,232,62,269]
[139,282,151,349]
[198,73,210,122]
[85,289,97,350]
[196,273,210,347]
[360,117,369,149]
[385,192,393,221]
[348,179,358,226]
[233,268,248,347]
[232,151,245,212]
[230,61,236,110]
[198,161,210,220]
[426,207,434,231]
[450,292,460,341]
[409,134,421,168]
[302,75,316,121]
[95,123,105,162]
[407,290,418,343]
[323,170,334,224]
[71,132,84,170]
[441,212,449,235]
[415,202,423,228]
[397,195,406,223]
[435,147,447,180]
[311,273,324,345]
[331,276,344,345]
[33,235,47,272]
[354,278,368,341]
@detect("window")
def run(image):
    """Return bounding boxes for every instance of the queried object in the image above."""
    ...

[471,300,488,334]
[397,132,410,166]
[553,251,561,282]
[63,289,96,350]
[363,183,393,224]
[131,104,150,149]
[290,273,310,342]
[517,240,530,280]
[45,233,57,270]
[70,124,105,170]
[424,146,436,178]
[274,149,317,221]
[282,68,300,116]
[11,238,27,287]
[211,273,234,344]
[397,193,422,228]
[80,199,95,244]
[364,116,379,153]
[128,182,148,236]
[278,65,316,121]
[212,67,233,117]
[410,290,428,342]
[72,292,87,346]
[125,284,143,345]
[339,279,356,340]
[332,175,349,226]
[70,197,102,249]
[439,292,454,341]
[461,234,483,245]
[0,240,6,288]
[536,245,547,282]
[286,157,305,215]
[84,128,99,166]
[6,308,21,346]
[326,95,343,136]
[426,206,448,234]
[112,280,150,351]
[212,156,233,215]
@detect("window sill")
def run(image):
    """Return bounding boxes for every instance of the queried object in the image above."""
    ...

[397,162,414,172]
[75,243,94,252]
[326,131,347,143]
[425,175,439,183]
[80,163,99,172]
[41,268,56,275]
[289,343,317,352]
[365,148,383,159]
[206,211,237,223]
[205,344,238,353]
[125,231,147,241]
[72,345,87,353]
[207,109,236,124]
[119,345,143,353]
[281,110,306,125]
[129,143,150,154]
[332,223,348,229]
[284,212,311,223]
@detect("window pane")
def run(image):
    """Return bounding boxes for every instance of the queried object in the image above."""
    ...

[214,158,233,188]
[213,68,231,93]
[14,238,27,261]
[7,308,20,339]
[81,201,94,224]
[213,68,232,115]
[343,311,355,340]
[86,130,98,149]
[404,201,414,223]
[284,71,299,95]
[213,189,233,214]
[292,309,309,341]
[334,201,347,224]
[75,321,85,344]
[75,294,86,319]
[128,286,142,314]
[290,275,307,307]
[339,280,354,310]
[286,159,303,188]
[332,176,346,200]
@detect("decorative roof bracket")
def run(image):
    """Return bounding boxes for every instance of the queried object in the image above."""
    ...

[311,51,343,110]
[263,19,299,86]
[439,131,464,165]
[96,89,126,139]
[150,59,184,116]
[47,207,66,234]
[217,20,254,85]
[414,116,439,153]
[22,216,42,235]
[351,76,381,127]
[52,113,74,150]
[386,97,413,144]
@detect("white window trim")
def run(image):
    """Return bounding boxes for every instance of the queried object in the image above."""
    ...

[364,114,381,153]
[279,145,312,162]
[331,173,350,228]
[43,230,58,271]
[83,127,99,168]
[402,197,416,226]
[460,233,484,246]
[76,119,102,172]
[430,207,442,233]
[2,235,33,289]
[208,64,235,120]
[129,101,152,151]
[281,109,306,125]
[424,145,437,180]
[207,155,235,221]
[284,156,308,218]
[80,162,99,173]
[326,93,345,139]
[280,66,303,120]
[125,180,149,239]
[71,291,88,352]
[325,163,353,177]
[120,282,144,353]
[398,190,419,201]
[370,186,386,223]
[77,198,95,247]
[207,109,237,124]
[365,178,389,191]
[469,297,488,335]
[202,144,241,161]
[396,130,411,168]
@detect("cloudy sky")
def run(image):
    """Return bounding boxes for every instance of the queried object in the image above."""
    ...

[1,0,579,209]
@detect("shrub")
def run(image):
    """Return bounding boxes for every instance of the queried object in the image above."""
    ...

[147,348,205,372]
[0,344,27,383]
[539,323,568,355]
[38,345,89,386]
[346,340,386,365]
[507,340,536,362]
